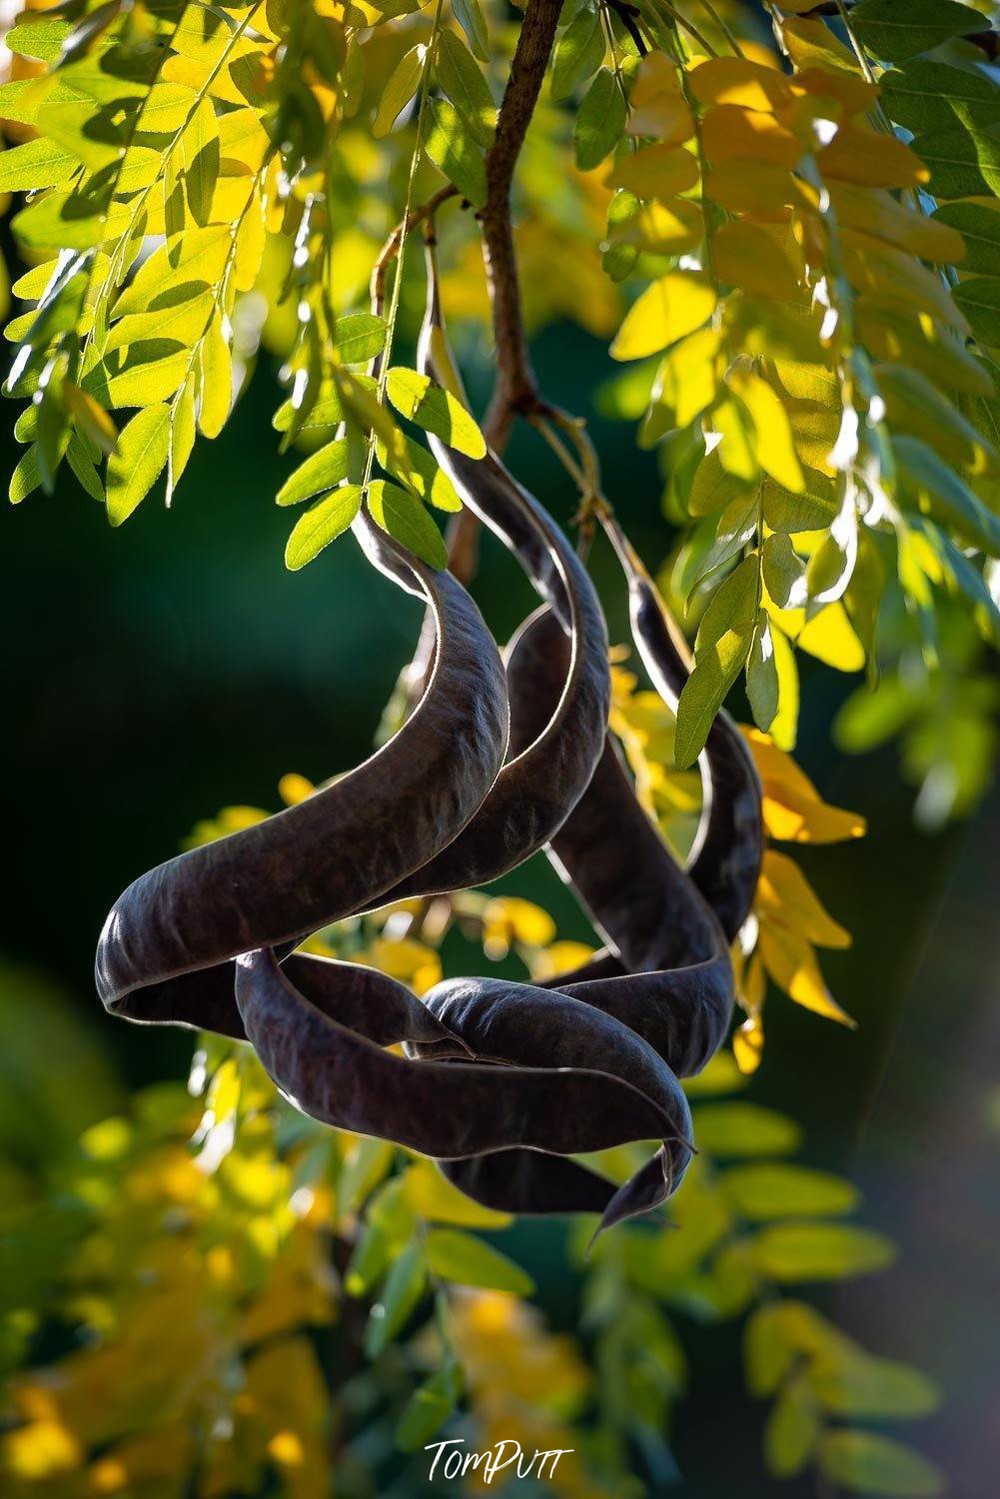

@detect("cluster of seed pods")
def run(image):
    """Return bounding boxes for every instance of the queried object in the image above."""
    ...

[95,253,763,1235]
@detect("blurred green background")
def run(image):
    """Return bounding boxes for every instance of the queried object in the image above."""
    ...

[3,318,998,1495]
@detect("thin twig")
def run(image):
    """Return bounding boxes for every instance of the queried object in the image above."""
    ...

[479,0,564,451]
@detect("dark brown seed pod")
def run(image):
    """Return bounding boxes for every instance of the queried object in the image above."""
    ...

[95,517,510,1036]
[603,516,763,942]
[235,949,692,1236]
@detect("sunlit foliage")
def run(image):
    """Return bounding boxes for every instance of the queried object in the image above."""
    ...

[1,0,989,1492]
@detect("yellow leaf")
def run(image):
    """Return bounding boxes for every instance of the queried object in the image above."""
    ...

[610,198,702,253]
[829,183,965,264]
[655,327,721,426]
[770,623,800,751]
[744,728,867,844]
[2,1420,82,1480]
[781,17,864,75]
[706,160,818,218]
[627,51,694,141]
[278,772,315,805]
[733,1013,764,1075]
[818,124,928,190]
[610,273,716,360]
[797,603,865,672]
[483,896,556,954]
[712,397,758,481]
[759,849,852,948]
[530,940,596,981]
[793,66,879,119]
[758,924,855,1025]
[402,1160,512,1228]
[715,220,801,302]
[702,105,801,169]
[606,141,699,199]
[688,56,796,114]
[729,369,805,492]
[840,229,969,335]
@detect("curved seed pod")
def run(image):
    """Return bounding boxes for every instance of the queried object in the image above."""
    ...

[236,950,691,1199]
[604,517,763,942]
[95,518,510,1035]
[354,512,610,905]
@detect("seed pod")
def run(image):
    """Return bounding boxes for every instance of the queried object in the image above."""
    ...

[604,515,763,942]
[95,518,510,1035]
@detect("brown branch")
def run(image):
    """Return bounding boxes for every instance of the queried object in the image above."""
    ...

[480,0,563,452]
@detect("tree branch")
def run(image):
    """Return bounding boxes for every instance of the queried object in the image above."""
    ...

[480,0,563,451]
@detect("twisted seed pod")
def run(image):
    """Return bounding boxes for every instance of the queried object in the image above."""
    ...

[94,516,510,1037]
[95,246,762,1234]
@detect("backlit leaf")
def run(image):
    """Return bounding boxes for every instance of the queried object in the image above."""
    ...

[424,1229,535,1294]
[574,69,626,171]
[285,485,363,570]
[424,97,487,207]
[106,406,171,525]
[385,367,485,457]
[611,274,716,362]
[367,480,448,568]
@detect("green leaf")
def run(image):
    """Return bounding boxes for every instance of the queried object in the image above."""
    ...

[106,406,171,525]
[453,0,489,62]
[373,44,425,137]
[933,202,1000,276]
[377,432,462,511]
[396,1363,463,1452]
[749,1222,896,1283]
[818,1431,944,1497]
[744,1303,811,1398]
[277,438,351,506]
[850,0,983,62]
[424,97,487,208]
[5,18,70,62]
[367,480,448,568]
[691,1102,802,1157]
[552,6,605,102]
[688,449,750,518]
[84,346,192,409]
[763,1380,820,1480]
[112,225,232,321]
[285,484,363,570]
[385,367,486,457]
[67,433,105,501]
[877,362,999,474]
[0,138,80,192]
[424,1229,535,1294]
[911,127,1000,201]
[104,293,214,355]
[9,446,41,505]
[952,275,1000,347]
[574,68,626,171]
[881,62,1000,133]
[168,376,196,503]
[675,555,758,767]
[436,30,495,149]
[746,612,779,732]
[809,1353,939,1419]
[762,533,807,607]
[895,435,1000,555]
[364,1242,426,1357]
[335,312,387,365]
[720,1163,858,1220]
[273,389,344,434]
